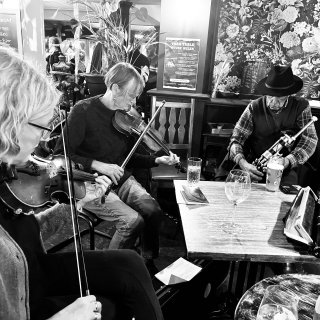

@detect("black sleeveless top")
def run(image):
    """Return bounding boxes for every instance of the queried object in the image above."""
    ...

[0,197,46,318]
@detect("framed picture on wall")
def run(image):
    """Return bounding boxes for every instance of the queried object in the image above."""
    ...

[163,37,200,91]
[0,9,23,54]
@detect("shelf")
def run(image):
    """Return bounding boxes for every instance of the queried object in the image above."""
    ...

[147,88,210,100]
[202,133,232,139]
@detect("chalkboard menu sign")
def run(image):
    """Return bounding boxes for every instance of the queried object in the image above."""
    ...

[163,37,200,91]
[0,10,22,53]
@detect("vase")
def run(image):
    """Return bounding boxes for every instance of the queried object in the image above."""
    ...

[51,55,72,83]
[240,60,269,95]
[84,74,106,97]
[216,91,239,99]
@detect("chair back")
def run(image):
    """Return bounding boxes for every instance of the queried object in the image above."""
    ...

[150,97,194,158]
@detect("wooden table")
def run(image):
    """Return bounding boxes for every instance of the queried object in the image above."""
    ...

[234,274,320,320]
[174,180,318,263]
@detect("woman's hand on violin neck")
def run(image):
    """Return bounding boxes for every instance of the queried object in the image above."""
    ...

[91,160,124,185]
[48,295,102,320]
[155,152,180,166]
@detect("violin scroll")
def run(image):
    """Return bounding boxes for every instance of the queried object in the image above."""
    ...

[175,162,187,174]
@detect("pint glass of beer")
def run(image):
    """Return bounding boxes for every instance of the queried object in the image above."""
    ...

[266,157,284,192]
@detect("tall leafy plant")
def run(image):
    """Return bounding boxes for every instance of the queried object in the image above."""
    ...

[70,0,158,74]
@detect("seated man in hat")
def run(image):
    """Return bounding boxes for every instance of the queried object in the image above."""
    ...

[229,65,318,185]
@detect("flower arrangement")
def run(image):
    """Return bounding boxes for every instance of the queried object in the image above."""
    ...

[213,0,320,99]
[212,58,240,97]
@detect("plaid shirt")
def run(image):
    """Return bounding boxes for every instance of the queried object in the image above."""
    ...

[230,99,318,168]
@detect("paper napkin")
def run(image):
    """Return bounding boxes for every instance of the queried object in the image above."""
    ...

[155,257,202,285]
[181,185,209,204]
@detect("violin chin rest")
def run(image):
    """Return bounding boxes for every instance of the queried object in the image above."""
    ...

[16,167,40,176]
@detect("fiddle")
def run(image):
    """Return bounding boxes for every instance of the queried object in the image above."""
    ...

[112,106,187,173]
[0,155,97,214]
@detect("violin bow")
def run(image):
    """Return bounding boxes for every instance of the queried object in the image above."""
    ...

[104,100,166,196]
[58,105,90,296]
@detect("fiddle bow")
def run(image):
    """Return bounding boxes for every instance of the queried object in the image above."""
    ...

[58,105,90,296]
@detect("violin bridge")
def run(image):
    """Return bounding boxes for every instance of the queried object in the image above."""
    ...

[48,163,58,178]
[131,128,140,136]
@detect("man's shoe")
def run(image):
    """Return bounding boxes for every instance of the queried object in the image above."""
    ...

[144,259,159,276]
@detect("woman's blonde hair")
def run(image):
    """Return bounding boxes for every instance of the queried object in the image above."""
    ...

[0,47,60,159]
[104,62,144,95]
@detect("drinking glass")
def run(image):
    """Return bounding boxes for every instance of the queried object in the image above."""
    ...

[221,169,251,235]
[256,285,298,320]
[187,157,202,187]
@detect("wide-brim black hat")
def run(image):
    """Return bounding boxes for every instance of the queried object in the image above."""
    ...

[255,65,303,97]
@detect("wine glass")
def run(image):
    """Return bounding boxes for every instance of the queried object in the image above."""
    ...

[257,285,298,320]
[221,169,251,235]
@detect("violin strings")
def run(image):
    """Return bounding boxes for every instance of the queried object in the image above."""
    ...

[147,130,171,155]
[57,167,96,182]
[147,129,185,172]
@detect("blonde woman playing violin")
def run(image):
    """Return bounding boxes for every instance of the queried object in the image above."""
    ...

[0,47,163,320]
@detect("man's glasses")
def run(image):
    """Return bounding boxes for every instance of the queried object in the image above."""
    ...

[266,96,288,109]
[28,122,51,133]
[124,90,140,101]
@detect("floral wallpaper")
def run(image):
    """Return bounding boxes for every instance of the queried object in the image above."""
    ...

[213,0,320,99]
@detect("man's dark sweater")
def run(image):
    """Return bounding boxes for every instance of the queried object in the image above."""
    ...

[54,95,157,185]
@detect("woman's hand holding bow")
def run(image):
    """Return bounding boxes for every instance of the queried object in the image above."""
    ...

[48,295,102,320]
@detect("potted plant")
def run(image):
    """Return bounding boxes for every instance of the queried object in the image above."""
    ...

[70,0,158,96]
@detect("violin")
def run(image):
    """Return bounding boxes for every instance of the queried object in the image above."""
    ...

[0,155,97,214]
[112,106,187,173]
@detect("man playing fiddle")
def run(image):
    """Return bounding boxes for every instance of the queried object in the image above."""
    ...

[0,47,164,320]
[55,62,179,274]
